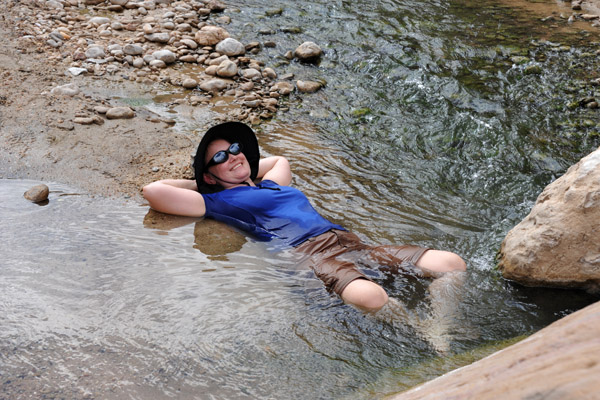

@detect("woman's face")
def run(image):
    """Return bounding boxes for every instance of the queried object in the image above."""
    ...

[203,139,251,187]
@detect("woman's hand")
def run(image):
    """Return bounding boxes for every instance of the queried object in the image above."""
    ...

[142,179,206,217]
[257,156,292,186]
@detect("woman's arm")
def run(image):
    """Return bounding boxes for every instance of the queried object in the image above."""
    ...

[257,156,292,186]
[142,179,206,217]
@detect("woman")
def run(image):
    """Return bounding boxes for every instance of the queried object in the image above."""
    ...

[143,122,466,312]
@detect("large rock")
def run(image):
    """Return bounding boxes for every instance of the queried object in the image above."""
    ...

[498,146,600,292]
[391,301,600,399]
[194,26,229,46]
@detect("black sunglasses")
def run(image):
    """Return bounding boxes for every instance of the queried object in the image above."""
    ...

[205,142,243,168]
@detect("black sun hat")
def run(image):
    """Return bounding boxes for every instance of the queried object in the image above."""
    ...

[193,122,260,194]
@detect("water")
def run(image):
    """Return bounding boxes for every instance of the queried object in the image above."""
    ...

[2,0,600,398]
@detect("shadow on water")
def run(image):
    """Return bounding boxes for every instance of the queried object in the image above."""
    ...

[3,0,600,398]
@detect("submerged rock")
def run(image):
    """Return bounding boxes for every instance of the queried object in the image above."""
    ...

[24,184,49,203]
[498,146,600,293]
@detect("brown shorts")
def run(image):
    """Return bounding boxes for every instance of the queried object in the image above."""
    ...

[294,229,429,296]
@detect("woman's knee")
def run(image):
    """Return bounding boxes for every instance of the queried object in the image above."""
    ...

[418,250,467,273]
[340,279,389,312]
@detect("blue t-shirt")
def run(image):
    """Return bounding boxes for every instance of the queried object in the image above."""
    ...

[201,180,344,247]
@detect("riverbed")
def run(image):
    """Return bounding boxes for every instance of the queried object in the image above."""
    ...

[1,0,600,399]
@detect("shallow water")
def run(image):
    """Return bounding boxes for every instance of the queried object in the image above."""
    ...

[3,0,600,398]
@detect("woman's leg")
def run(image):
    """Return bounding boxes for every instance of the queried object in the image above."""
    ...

[340,278,389,312]
[416,249,467,273]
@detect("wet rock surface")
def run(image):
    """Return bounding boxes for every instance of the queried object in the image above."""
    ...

[498,145,600,293]
[392,301,600,400]
[23,184,50,203]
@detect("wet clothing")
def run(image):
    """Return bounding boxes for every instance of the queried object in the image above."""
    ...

[295,229,429,295]
[202,180,344,247]
[202,180,429,295]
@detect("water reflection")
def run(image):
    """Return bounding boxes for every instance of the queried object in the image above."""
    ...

[1,179,597,399]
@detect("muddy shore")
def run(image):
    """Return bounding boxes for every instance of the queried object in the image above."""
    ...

[1,0,599,200]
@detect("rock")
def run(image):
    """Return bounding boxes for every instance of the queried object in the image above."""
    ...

[149,59,167,69]
[50,83,80,96]
[262,67,277,79]
[145,32,170,43]
[216,59,238,78]
[294,41,322,62]
[73,117,95,125]
[215,38,245,56]
[123,43,144,55]
[498,146,600,292]
[272,81,293,95]
[194,26,229,46]
[182,78,198,89]
[67,67,88,76]
[296,80,322,93]
[524,64,542,75]
[24,184,49,203]
[241,68,261,80]
[152,49,176,64]
[181,38,198,49]
[85,45,105,59]
[110,0,129,5]
[89,17,111,26]
[106,107,135,119]
[199,78,228,92]
[391,301,600,400]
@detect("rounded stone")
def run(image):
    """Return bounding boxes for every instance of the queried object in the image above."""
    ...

[182,78,198,89]
[194,26,230,46]
[296,80,322,93]
[242,68,261,80]
[106,107,135,119]
[152,49,176,64]
[24,184,49,203]
[123,43,144,56]
[89,17,111,26]
[294,41,323,62]
[85,45,105,59]
[216,60,238,78]
[50,83,80,96]
[215,38,245,56]
[199,78,228,92]
[145,32,170,43]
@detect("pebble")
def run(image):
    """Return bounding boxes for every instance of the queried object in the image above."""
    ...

[152,49,176,63]
[294,41,323,62]
[145,32,170,43]
[24,184,50,203]
[296,80,322,93]
[68,67,88,76]
[106,107,135,119]
[182,78,198,89]
[85,45,105,59]
[51,82,80,96]
[199,78,228,92]
[123,43,144,55]
[216,38,245,56]
[216,60,238,78]
[89,17,111,26]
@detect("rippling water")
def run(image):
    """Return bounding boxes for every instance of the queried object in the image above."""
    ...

[2,0,600,399]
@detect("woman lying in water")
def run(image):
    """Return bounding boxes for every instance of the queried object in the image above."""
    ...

[142,121,466,313]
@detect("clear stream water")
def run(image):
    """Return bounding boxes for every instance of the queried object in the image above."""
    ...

[2,0,600,399]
